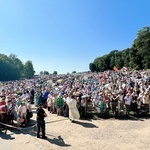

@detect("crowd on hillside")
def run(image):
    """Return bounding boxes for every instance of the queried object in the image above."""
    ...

[0,68,150,127]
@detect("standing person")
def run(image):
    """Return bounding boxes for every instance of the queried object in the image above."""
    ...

[124,93,131,116]
[66,94,80,122]
[37,90,43,106]
[18,101,27,126]
[111,93,118,116]
[56,94,63,116]
[47,94,53,113]
[104,93,110,114]
[36,103,47,139]
[143,92,150,113]
[26,99,33,123]
[43,89,49,108]
[34,89,42,107]
[30,88,35,104]
[52,93,57,114]
[63,94,69,117]
[117,92,125,117]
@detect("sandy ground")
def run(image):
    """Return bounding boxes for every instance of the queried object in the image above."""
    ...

[0,106,150,150]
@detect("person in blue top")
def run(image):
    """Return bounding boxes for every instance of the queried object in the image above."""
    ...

[43,89,49,108]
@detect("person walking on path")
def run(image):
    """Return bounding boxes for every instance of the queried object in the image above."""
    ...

[36,103,47,139]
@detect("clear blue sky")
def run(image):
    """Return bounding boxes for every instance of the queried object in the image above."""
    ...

[0,0,150,74]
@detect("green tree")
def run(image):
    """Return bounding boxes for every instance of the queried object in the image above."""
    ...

[44,71,49,75]
[72,71,76,74]
[129,48,142,69]
[115,51,123,69]
[0,53,36,81]
[24,60,35,78]
[9,53,24,77]
[132,26,150,69]
[122,48,130,67]
[40,71,44,75]
[0,54,20,81]
[89,63,96,72]
[53,71,58,75]
[109,50,118,68]
[90,26,150,71]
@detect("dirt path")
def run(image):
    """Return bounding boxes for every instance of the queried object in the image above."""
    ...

[0,106,150,150]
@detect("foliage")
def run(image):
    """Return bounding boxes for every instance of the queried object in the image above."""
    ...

[40,71,44,75]
[0,54,35,81]
[132,27,150,69]
[24,61,35,78]
[39,71,49,75]
[90,26,150,72]
[0,26,149,80]
[89,63,96,72]
[53,71,58,75]
[72,71,76,74]
[9,53,24,77]
[44,71,49,75]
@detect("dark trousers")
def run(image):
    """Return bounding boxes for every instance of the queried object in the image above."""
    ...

[37,120,45,137]
[125,105,130,115]
[112,103,118,115]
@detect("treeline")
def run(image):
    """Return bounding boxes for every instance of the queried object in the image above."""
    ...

[0,54,35,81]
[89,26,150,72]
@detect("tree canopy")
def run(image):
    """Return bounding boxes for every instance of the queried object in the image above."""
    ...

[1,27,149,81]
[89,26,150,72]
[24,60,35,78]
[53,71,58,75]
[0,54,35,81]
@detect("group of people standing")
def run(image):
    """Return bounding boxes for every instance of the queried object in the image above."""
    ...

[36,91,80,139]
[34,69,150,119]
[0,68,150,139]
[0,90,33,127]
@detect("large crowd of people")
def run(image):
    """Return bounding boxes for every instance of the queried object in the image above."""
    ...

[0,68,150,127]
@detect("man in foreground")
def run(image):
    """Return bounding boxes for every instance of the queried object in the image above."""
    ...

[36,103,47,139]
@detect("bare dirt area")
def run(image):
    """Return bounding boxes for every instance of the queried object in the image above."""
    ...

[0,107,150,150]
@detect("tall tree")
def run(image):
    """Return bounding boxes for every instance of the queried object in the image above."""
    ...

[53,71,58,75]
[24,60,35,78]
[132,26,150,69]
[9,53,24,77]
[89,63,96,72]
[115,51,123,69]
[91,26,150,71]
[0,54,20,80]
[122,48,130,67]
[40,71,44,75]
[72,71,76,74]
[44,71,49,75]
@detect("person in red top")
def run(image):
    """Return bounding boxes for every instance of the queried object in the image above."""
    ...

[0,96,6,115]
[0,95,6,106]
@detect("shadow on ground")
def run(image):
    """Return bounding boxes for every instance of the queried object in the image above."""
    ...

[88,112,150,121]
[46,135,71,147]
[0,120,71,147]
[0,131,15,140]
[73,120,98,128]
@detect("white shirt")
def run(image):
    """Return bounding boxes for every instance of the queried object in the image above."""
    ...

[18,105,27,116]
[124,96,131,105]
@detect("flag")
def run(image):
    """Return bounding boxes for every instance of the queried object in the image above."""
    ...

[113,66,119,72]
